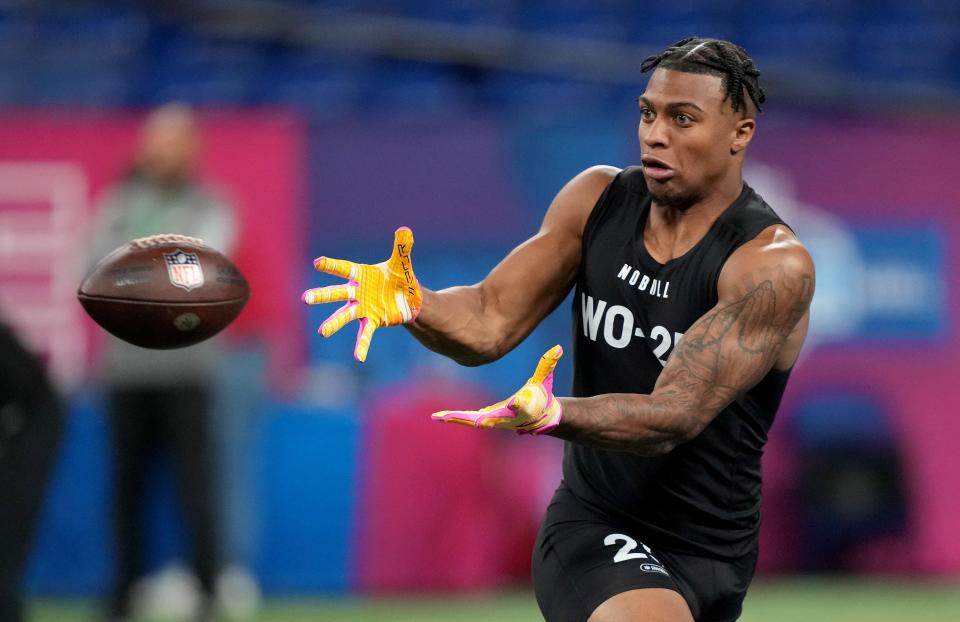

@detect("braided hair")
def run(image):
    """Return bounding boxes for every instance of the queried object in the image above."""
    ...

[641,37,765,114]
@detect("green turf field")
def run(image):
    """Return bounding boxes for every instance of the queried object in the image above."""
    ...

[28,578,960,621]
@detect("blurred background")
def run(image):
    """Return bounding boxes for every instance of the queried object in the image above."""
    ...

[0,0,958,620]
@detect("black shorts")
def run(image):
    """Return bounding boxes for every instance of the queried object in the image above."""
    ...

[532,485,757,622]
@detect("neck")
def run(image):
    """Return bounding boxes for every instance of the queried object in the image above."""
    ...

[646,174,743,262]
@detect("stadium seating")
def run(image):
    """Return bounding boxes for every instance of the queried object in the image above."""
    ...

[0,0,955,111]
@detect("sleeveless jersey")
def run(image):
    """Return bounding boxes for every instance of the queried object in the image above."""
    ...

[565,166,792,560]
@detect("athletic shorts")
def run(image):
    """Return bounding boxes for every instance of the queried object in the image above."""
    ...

[532,484,758,622]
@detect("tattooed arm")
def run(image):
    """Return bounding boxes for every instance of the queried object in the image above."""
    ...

[550,225,815,455]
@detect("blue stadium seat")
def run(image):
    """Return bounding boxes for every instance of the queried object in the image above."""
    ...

[623,0,743,45]
[361,61,475,116]
[853,0,960,25]
[276,0,380,10]
[851,22,957,84]
[0,12,34,55]
[3,0,958,119]
[19,6,148,105]
[389,0,514,26]
[483,71,618,119]
[29,66,132,106]
[740,0,855,24]
[741,20,848,73]
[632,20,741,51]
[262,50,369,115]
[514,0,629,40]
[143,31,268,104]
[0,6,149,106]
[33,5,148,69]
[0,14,34,103]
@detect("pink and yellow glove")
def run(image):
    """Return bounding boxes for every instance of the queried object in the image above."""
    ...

[302,227,422,362]
[432,345,564,435]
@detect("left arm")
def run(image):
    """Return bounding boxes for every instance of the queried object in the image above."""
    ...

[550,231,814,455]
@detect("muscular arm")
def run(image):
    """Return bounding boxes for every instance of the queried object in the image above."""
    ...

[405,165,619,365]
[551,231,815,455]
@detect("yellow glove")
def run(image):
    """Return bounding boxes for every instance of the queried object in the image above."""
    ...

[303,227,422,362]
[432,345,564,435]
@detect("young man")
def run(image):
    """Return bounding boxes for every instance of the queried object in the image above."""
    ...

[88,104,234,622]
[304,37,815,622]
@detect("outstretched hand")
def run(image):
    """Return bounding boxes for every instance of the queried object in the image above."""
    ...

[432,345,564,435]
[303,227,422,362]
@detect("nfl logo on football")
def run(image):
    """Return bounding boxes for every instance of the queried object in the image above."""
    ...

[164,249,205,291]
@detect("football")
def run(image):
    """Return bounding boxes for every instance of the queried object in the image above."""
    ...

[78,234,250,349]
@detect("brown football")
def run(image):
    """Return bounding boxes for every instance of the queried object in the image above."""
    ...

[78,234,250,349]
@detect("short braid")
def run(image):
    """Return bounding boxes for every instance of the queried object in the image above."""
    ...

[641,37,765,113]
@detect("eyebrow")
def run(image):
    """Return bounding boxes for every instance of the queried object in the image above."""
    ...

[637,97,704,113]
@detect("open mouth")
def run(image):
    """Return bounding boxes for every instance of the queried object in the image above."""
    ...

[641,156,674,181]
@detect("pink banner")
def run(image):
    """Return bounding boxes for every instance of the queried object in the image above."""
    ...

[749,116,960,574]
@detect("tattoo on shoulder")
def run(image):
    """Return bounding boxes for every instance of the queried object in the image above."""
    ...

[657,264,814,420]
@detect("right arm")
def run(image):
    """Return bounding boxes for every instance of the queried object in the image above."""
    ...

[405,165,619,366]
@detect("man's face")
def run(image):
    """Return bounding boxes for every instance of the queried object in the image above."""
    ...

[637,68,750,209]
[138,111,199,186]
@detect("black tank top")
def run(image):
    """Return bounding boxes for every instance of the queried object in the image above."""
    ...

[565,166,792,559]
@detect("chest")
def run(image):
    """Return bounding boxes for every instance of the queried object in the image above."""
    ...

[576,219,723,367]
[122,189,208,238]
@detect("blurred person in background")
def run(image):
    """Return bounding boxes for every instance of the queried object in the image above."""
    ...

[305,37,814,622]
[0,320,64,622]
[87,103,236,622]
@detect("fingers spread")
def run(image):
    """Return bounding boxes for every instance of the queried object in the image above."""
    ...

[314,256,359,280]
[302,284,356,305]
[319,302,358,338]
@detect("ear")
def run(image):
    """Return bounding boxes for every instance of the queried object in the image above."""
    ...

[730,118,755,155]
